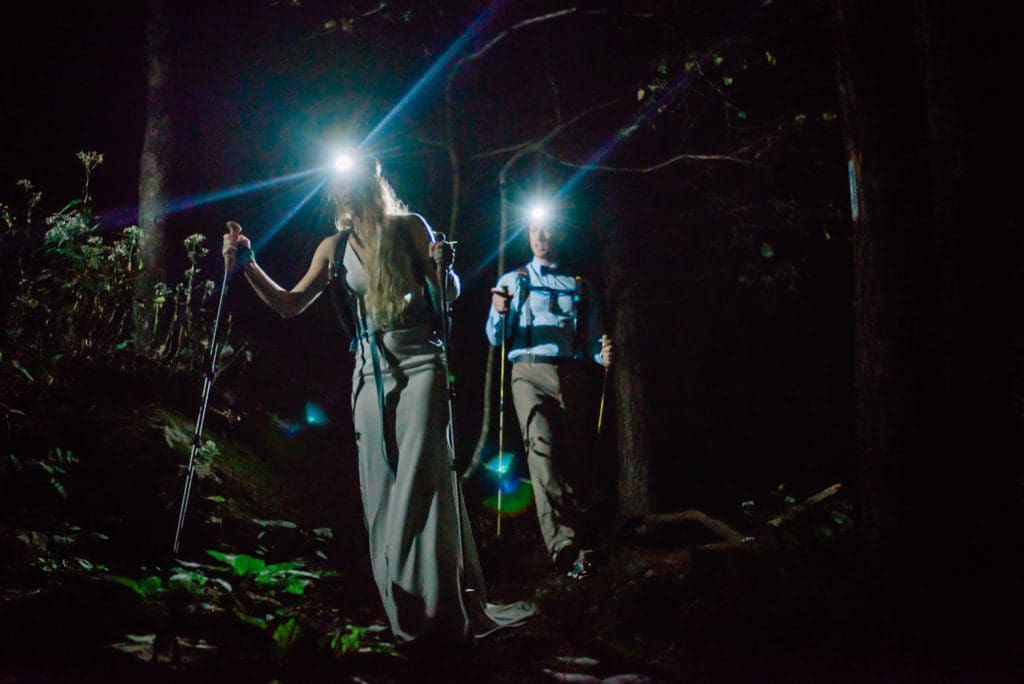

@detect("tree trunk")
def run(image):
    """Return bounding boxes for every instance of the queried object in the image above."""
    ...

[135,0,172,346]
[833,0,1019,640]
[599,203,651,519]
[833,0,929,592]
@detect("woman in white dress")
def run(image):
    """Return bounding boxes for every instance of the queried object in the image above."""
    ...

[222,154,533,645]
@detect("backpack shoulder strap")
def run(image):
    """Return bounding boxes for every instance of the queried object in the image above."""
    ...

[399,215,428,288]
[516,266,533,346]
[396,215,443,330]
[327,229,357,345]
[327,228,351,281]
[573,274,587,357]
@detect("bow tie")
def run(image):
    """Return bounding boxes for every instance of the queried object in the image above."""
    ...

[539,265,559,276]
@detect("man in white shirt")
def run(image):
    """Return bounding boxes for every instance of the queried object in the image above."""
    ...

[485,217,613,577]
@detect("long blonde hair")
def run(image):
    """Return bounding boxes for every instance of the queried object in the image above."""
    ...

[329,157,413,328]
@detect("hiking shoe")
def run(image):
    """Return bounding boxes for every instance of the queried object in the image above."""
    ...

[566,558,592,580]
[551,542,579,573]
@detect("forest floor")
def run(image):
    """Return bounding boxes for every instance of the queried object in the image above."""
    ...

[1,364,1020,683]
[4,503,1018,684]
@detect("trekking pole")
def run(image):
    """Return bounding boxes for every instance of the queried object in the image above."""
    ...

[435,244,457,454]
[172,252,231,555]
[434,237,469,570]
[496,307,508,538]
[597,334,610,436]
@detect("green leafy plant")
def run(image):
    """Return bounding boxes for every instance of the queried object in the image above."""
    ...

[109,574,167,598]
[206,550,321,596]
[0,154,250,540]
[104,551,335,661]
[4,446,77,500]
[322,624,398,657]
[272,617,302,658]
[1,151,239,378]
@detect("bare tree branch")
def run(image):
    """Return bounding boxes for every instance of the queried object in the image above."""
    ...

[768,483,843,528]
[542,148,756,172]
[637,483,844,552]
[473,99,622,161]
[473,141,536,160]
[462,7,653,63]
[402,130,448,148]
[546,45,563,127]
[693,540,755,552]
[464,8,581,63]
[644,509,748,545]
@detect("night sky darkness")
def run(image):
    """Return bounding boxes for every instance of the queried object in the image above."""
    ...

[2,4,148,211]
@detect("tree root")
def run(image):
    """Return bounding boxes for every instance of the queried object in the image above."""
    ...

[767,483,843,528]
[643,510,747,546]
[641,482,843,551]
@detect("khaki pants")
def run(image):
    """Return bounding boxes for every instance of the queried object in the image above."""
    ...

[510,360,592,558]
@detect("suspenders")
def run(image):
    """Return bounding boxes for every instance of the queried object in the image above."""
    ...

[511,265,587,359]
[573,275,587,357]
[515,268,532,347]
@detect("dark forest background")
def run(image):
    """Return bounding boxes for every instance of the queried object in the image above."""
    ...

[3,0,856,510]
[1,0,1021,680]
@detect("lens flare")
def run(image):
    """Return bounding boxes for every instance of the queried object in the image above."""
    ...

[484,453,514,476]
[482,477,533,515]
[270,414,303,438]
[305,402,329,426]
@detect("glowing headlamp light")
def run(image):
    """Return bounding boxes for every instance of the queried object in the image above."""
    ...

[528,202,550,223]
[334,152,356,174]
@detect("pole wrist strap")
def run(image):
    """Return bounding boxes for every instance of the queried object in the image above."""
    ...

[236,246,256,269]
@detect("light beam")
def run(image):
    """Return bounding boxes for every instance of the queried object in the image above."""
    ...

[360,1,505,147]
[254,175,329,251]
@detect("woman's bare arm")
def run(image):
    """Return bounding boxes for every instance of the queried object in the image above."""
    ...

[240,233,342,318]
